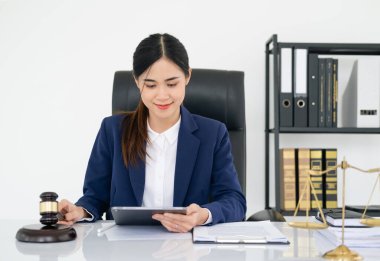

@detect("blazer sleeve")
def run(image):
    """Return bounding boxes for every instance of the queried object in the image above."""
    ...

[75,118,113,221]
[201,123,247,224]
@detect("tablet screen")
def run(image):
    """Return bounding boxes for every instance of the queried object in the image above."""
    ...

[111,206,187,225]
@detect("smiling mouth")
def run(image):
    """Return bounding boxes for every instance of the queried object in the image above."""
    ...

[155,102,173,110]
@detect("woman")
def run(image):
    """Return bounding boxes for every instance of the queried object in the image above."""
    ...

[59,33,246,232]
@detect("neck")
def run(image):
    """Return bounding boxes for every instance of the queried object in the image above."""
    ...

[148,113,180,133]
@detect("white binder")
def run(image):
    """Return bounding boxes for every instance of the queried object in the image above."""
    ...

[293,48,308,127]
[342,57,380,128]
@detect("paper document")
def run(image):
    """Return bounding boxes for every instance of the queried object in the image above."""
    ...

[102,224,191,241]
[316,226,380,248]
[193,221,289,244]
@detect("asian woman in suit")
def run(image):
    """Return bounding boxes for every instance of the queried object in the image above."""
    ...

[58,33,246,232]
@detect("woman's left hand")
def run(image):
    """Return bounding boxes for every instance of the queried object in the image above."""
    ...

[152,203,209,233]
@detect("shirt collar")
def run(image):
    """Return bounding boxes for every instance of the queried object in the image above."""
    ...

[147,117,181,145]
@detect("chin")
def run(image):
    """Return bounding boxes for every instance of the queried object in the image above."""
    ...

[154,108,179,119]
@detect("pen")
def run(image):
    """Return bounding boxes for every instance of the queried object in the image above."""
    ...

[97,223,116,234]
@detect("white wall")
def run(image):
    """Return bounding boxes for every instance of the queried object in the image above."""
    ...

[1,0,380,220]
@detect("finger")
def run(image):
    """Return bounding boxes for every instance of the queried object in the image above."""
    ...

[163,212,189,222]
[154,213,193,232]
[164,212,198,228]
[158,219,175,232]
[64,211,81,222]
[58,199,69,213]
[152,214,177,230]
[58,199,74,214]
[57,220,74,226]
[152,213,164,221]
[154,213,188,225]
[160,219,184,233]
[186,203,200,215]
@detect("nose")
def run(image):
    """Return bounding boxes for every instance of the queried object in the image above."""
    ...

[156,85,170,100]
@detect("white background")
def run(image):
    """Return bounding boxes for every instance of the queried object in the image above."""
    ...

[1,0,380,220]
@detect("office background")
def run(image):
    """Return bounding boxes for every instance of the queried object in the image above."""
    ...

[1,0,380,220]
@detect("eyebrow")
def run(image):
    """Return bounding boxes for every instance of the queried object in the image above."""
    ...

[143,76,180,82]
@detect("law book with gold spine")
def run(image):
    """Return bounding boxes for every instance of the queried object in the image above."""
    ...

[297,148,310,210]
[280,148,296,211]
[325,148,338,208]
[310,149,323,210]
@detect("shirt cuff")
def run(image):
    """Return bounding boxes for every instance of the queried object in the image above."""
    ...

[202,209,213,225]
[77,207,94,222]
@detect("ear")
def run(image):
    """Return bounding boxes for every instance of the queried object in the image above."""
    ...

[185,68,192,86]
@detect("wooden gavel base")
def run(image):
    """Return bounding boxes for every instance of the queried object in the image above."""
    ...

[16,224,76,243]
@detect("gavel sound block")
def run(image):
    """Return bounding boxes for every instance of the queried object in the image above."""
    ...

[16,192,77,243]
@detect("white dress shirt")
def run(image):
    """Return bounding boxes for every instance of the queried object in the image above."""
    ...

[142,118,181,207]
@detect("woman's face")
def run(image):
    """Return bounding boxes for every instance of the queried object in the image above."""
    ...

[135,57,191,129]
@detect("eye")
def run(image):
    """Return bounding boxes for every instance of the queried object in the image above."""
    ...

[167,82,178,87]
[145,84,156,88]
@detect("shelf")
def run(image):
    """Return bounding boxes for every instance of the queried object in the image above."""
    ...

[268,42,380,55]
[268,127,380,134]
[264,34,380,214]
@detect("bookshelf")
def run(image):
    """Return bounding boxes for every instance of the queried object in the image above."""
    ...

[265,35,380,215]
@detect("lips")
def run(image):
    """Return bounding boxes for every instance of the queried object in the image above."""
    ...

[155,102,173,110]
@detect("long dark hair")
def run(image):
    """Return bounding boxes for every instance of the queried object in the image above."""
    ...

[122,33,190,167]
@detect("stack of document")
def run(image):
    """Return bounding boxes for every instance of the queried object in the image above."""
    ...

[193,221,289,244]
[316,226,380,248]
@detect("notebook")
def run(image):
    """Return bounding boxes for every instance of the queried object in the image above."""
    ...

[316,208,371,227]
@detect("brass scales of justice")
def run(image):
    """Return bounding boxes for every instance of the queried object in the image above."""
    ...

[287,157,380,261]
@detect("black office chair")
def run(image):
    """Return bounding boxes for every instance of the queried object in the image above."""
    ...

[112,69,246,195]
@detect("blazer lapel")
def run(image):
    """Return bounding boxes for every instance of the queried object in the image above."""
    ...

[128,159,145,206]
[173,107,200,206]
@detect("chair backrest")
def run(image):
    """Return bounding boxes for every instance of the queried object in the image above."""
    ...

[112,69,246,195]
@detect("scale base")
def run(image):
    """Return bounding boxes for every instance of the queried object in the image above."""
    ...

[323,245,362,261]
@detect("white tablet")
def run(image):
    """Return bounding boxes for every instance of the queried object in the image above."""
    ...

[111,206,187,225]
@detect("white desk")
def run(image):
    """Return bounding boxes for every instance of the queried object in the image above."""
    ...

[2,219,379,260]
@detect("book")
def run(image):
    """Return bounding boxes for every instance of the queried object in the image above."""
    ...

[318,59,326,127]
[325,59,334,127]
[346,205,380,217]
[280,148,296,211]
[332,59,338,128]
[192,221,289,244]
[297,148,310,210]
[310,149,323,210]
[325,149,337,208]
[316,208,371,227]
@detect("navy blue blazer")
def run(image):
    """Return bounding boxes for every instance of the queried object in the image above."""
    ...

[76,106,246,225]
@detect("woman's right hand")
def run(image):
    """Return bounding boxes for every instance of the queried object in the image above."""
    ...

[58,199,89,225]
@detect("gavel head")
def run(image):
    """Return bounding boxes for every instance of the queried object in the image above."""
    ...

[39,192,59,226]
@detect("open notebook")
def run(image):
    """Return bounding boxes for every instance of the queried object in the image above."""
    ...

[193,221,289,244]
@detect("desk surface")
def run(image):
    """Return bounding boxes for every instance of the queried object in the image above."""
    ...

[2,219,379,261]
